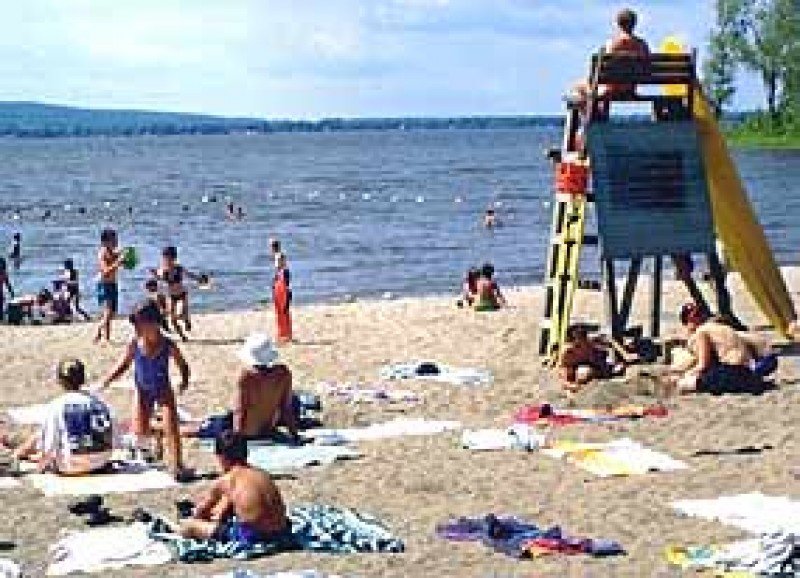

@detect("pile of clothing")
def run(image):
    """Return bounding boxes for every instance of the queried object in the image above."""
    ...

[513,403,667,427]
[436,514,623,559]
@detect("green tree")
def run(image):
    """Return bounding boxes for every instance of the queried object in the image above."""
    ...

[703,28,738,116]
[725,0,800,117]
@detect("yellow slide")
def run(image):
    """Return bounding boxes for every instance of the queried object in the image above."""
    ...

[694,93,797,337]
[662,37,797,337]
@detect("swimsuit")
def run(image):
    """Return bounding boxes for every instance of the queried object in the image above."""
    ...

[65,270,80,298]
[96,281,118,313]
[133,337,172,411]
[162,266,187,301]
[214,516,292,548]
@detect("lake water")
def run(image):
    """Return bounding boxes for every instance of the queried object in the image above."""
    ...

[0,129,798,313]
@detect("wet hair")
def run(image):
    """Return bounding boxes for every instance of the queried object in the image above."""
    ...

[215,430,248,463]
[679,302,707,325]
[100,228,117,244]
[566,325,589,342]
[56,358,86,391]
[12,233,20,241]
[63,259,74,270]
[162,246,178,259]
[270,238,281,252]
[128,300,163,325]
[480,263,495,279]
[616,8,637,33]
[36,288,53,305]
[144,278,159,292]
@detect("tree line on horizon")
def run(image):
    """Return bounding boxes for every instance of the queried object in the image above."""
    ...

[0,102,563,138]
[703,0,799,136]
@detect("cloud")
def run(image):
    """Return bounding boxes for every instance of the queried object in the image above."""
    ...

[0,0,761,117]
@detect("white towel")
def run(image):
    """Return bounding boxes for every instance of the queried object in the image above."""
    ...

[379,362,492,386]
[29,462,176,497]
[247,444,362,473]
[47,523,172,576]
[309,418,462,444]
[5,404,49,425]
[462,425,546,451]
[672,493,800,535]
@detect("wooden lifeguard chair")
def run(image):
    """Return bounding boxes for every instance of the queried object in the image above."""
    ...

[538,49,737,361]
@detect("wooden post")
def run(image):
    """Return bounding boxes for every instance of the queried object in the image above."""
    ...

[650,255,663,338]
[619,257,642,329]
[602,258,620,338]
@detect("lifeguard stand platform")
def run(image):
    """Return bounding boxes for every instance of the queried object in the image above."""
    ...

[538,49,736,361]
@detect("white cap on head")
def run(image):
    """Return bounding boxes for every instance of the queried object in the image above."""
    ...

[237,333,279,368]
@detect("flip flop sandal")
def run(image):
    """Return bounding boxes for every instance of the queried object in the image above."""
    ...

[68,495,103,516]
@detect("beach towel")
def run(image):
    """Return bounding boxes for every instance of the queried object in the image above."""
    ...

[513,403,667,426]
[666,532,799,576]
[150,504,404,563]
[461,425,545,451]
[29,462,176,496]
[0,559,20,578]
[379,362,492,386]
[5,404,49,425]
[308,418,461,444]
[211,569,343,578]
[47,523,172,576]
[436,514,624,559]
[671,494,800,534]
[247,444,362,474]
[317,382,421,404]
[541,438,688,477]
[0,478,21,490]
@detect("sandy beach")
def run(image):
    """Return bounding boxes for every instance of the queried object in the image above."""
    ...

[1,270,799,577]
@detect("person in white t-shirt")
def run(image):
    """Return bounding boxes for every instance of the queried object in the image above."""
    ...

[14,359,114,475]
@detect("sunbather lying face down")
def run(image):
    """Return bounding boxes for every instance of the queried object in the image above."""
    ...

[180,430,289,545]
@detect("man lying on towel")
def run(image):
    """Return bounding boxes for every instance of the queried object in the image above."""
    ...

[182,334,301,443]
[180,430,293,547]
[13,359,114,475]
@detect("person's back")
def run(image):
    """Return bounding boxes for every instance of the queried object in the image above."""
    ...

[236,364,293,438]
[224,463,288,535]
[40,360,114,475]
[604,9,650,97]
[693,320,752,367]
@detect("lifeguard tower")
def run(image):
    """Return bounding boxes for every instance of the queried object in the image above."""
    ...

[538,48,737,361]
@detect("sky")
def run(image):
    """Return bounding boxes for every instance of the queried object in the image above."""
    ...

[0,0,763,118]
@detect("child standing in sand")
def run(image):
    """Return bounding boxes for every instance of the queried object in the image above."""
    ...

[151,246,199,341]
[98,301,191,480]
[94,229,122,342]
[0,257,14,321]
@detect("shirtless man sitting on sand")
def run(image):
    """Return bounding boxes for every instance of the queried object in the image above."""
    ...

[184,334,300,442]
[669,303,757,394]
[180,430,292,546]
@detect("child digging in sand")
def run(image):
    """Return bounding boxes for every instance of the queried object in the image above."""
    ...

[98,301,192,481]
[559,325,636,392]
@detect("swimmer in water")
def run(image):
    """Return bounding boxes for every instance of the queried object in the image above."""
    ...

[151,246,202,341]
[8,233,21,269]
[484,208,498,230]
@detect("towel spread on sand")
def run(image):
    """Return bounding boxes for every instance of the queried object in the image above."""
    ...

[666,532,799,576]
[0,477,21,489]
[308,418,462,444]
[150,504,404,563]
[513,404,668,426]
[29,462,176,496]
[211,569,343,578]
[5,404,49,425]
[461,425,546,451]
[541,438,688,477]
[436,514,624,559]
[47,523,172,576]
[671,494,800,535]
[0,559,20,578]
[379,362,492,386]
[317,382,421,404]
[246,444,362,473]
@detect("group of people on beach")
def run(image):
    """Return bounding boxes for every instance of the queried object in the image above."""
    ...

[457,263,507,312]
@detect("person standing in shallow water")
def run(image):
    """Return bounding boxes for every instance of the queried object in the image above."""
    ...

[94,229,122,343]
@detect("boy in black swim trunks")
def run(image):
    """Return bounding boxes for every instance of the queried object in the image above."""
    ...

[151,246,201,342]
